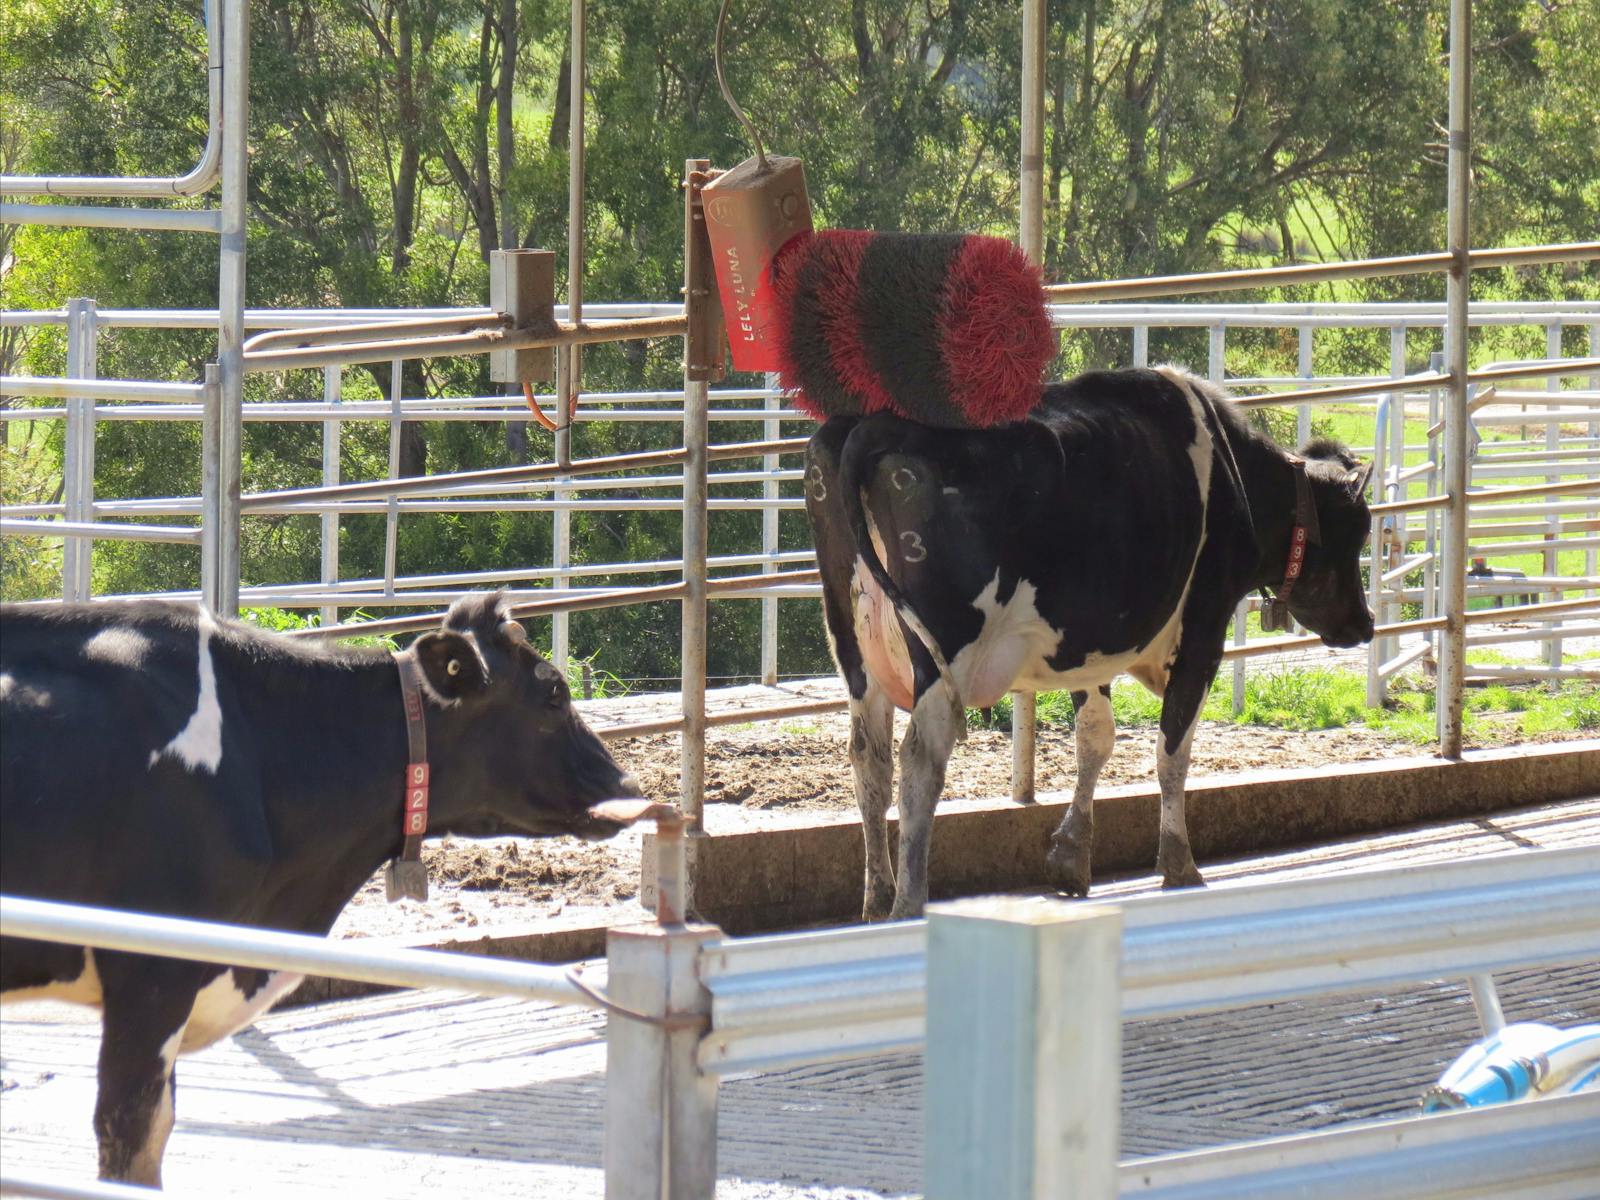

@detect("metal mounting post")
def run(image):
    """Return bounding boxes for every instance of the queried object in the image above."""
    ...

[925,897,1122,1200]
[63,298,98,602]
[680,159,722,848]
[605,819,718,1200]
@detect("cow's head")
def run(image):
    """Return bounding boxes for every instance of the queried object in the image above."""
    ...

[1279,440,1376,649]
[410,593,647,840]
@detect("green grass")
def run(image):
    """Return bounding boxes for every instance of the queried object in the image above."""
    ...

[969,668,1594,744]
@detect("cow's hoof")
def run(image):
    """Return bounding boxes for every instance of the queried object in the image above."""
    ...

[1160,862,1206,890]
[1045,840,1092,898]
[887,897,926,922]
[862,896,895,923]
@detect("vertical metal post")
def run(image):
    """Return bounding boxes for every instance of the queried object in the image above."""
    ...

[1296,326,1313,449]
[63,298,98,602]
[200,364,222,613]
[553,0,586,671]
[603,920,719,1200]
[320,366,341,627]
[1544,322,1563,676]
[215,0,248,618]
[1425,359,1443,661]
[1212,324,1247,714]
[680,160,714,835]
[761,373,781,686]
[1469,974,1506,1038]
[1367,326,1407,706]
[1132,324,1149,368]
[1013,18,1046,804]
[1366,398,1391,708]
[1019,0,1046,265]
[1438,0,1472,757]
[383,358,402,596]
[1589,324,1599,589]
[925,898,1122,1200]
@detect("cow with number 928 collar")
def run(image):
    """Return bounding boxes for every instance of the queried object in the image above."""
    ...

[0,591,664,1187]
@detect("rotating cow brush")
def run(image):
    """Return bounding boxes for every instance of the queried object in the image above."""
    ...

[770,229,1056,428]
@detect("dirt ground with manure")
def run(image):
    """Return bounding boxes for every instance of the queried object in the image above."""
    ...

[330,704,1591,943]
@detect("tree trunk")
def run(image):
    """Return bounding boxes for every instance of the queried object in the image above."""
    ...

[496,0,518,252]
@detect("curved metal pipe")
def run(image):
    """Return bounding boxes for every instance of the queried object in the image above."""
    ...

[0,0,224,199]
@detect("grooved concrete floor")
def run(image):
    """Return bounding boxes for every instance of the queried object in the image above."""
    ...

[3,798,1596,1198]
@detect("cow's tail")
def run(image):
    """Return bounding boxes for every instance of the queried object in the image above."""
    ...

[839,430,966,733]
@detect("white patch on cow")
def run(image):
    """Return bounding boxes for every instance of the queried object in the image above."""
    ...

[851,553,916,711]
[181,969,306,1053]
[1158,709,1202,844]
[949,573,1062,709]
[0,948,103,1008]
[1155,366,1217,506]
[83,626,155,669]
[0,671,51,710]
[149,606,224,774]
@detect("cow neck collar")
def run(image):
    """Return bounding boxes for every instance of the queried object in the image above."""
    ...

[385,648,431,902]
[1259,455,1321,631]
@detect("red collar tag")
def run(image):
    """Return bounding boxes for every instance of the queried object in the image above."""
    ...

[385,651,431,902]
[403,762,430,836]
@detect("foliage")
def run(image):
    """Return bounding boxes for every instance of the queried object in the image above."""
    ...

[3,0,1596,679]
[973,667,1591,744]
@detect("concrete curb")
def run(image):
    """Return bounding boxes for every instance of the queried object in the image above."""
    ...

[649,740,1600,932]
[288,740,1597,1003]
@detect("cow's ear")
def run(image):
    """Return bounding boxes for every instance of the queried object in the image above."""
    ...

[1346,460,1374,497]
[412,631,489,703]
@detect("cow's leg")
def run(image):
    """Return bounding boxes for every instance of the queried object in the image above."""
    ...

[93,956,201,1186]
[889,681,963,920]
[1155,659,1217,890]
[1045,684,1115,897]
[850,683,897,922]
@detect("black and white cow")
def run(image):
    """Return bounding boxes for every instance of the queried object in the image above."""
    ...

[0,592,647,1186]
[806,366,1375,921]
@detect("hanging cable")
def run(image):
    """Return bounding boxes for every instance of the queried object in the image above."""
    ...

[715,0,769,171]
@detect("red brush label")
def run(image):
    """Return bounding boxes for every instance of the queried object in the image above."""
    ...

[709,240,788,371]
[702,156,813,373]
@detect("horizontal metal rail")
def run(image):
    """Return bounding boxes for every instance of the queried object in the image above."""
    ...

[282,568,820,641]
[0,303,685,328]
[697,845,1600,1076]
[1044,301,1600,329]
[1232,357,1600,409]
[240,312,511,354]
[0,519,201,545]
[237,437,806,511]
[242,314,690,373]
[0,376,205,402]
[0,1170,166,1200]
[1114,845,1600,1018]
[0,402,817,425]
[0,204,222,234]
[1121,1092,1600,1199]
[597,697,850,741]
[1045,241,1600,302]
[0,895,593,1008]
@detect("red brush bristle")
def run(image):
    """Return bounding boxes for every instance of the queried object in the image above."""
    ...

[772,230,899,419]
[936,237,1055,427]
[816,235,897,417]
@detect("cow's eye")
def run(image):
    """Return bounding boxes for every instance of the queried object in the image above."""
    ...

[447,659,461,676]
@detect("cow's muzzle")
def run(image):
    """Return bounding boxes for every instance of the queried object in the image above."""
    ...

[571,797,680,841]
[1320,614,1376,649]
